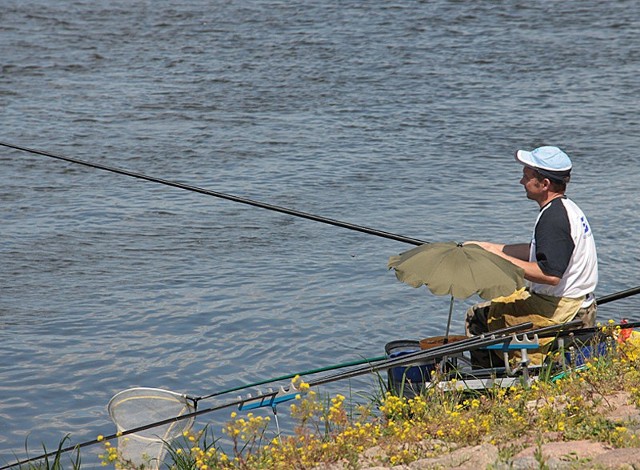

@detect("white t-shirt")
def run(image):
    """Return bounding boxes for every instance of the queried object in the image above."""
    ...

[528,197,598,303]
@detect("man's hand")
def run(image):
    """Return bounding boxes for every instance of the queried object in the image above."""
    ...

[464,241,505,256]
[464,240,559,285]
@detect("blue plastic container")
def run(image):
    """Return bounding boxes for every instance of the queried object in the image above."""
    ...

[385,340,435,398]
[565,341,607,366]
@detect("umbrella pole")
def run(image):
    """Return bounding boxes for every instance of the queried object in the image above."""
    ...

[444,295,455,343]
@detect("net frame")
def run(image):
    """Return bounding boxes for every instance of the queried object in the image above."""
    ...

[108,387,196,469]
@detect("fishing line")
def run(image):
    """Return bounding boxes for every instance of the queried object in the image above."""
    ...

[0,141,426,246]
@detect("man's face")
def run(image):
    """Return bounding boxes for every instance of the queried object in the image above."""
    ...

[520,166,546,201]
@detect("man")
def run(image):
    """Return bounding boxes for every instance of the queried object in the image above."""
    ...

[465,146,598,367]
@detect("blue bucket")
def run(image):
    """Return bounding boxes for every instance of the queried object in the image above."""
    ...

[565,341,607,366]
[385,340,435,398]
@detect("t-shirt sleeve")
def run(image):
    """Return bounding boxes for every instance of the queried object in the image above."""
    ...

[534,201,574,278]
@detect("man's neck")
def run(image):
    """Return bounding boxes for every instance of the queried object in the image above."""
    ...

[538,191,565,208]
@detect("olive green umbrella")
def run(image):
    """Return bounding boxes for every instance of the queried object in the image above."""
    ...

[388,242,525,340]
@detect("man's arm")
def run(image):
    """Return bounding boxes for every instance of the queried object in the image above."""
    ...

[464,241,561,285]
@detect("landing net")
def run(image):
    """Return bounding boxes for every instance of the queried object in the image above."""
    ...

[108,387,195,469]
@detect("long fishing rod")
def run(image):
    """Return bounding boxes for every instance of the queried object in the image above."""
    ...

[1,295,630,467]
[193,354,387,402]
[596,285,640,306]
[308,321,534,387]
[306,319,623,388]
[0,395,268,470]
[3,142,640,465]
[5,314,640,470]
[184,285,640,402]
[0,321,535,470]
[0,141,426,246]
[4,141,640,306]
[535,321,640,339]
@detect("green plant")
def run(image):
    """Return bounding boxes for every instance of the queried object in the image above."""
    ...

[20,435,81,470]
[89,328,640,469]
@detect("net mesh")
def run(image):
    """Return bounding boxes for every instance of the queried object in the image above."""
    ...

[108,387,195,469]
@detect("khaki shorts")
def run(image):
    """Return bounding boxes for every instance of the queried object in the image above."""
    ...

[465,291,597,367]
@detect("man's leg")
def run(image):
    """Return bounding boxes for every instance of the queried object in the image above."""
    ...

[466,301,503,369]
[574,302,597,328]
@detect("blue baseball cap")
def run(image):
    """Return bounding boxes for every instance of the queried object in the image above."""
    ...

[515,146,572,183]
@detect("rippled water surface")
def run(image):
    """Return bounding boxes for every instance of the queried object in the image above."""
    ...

[1,0,639,466]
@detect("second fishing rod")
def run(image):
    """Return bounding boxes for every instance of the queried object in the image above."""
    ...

[0,141,427,246]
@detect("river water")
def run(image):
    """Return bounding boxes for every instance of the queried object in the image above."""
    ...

[1,0,639,466]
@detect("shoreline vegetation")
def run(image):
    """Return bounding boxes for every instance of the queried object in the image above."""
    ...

[18,322,640,469]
